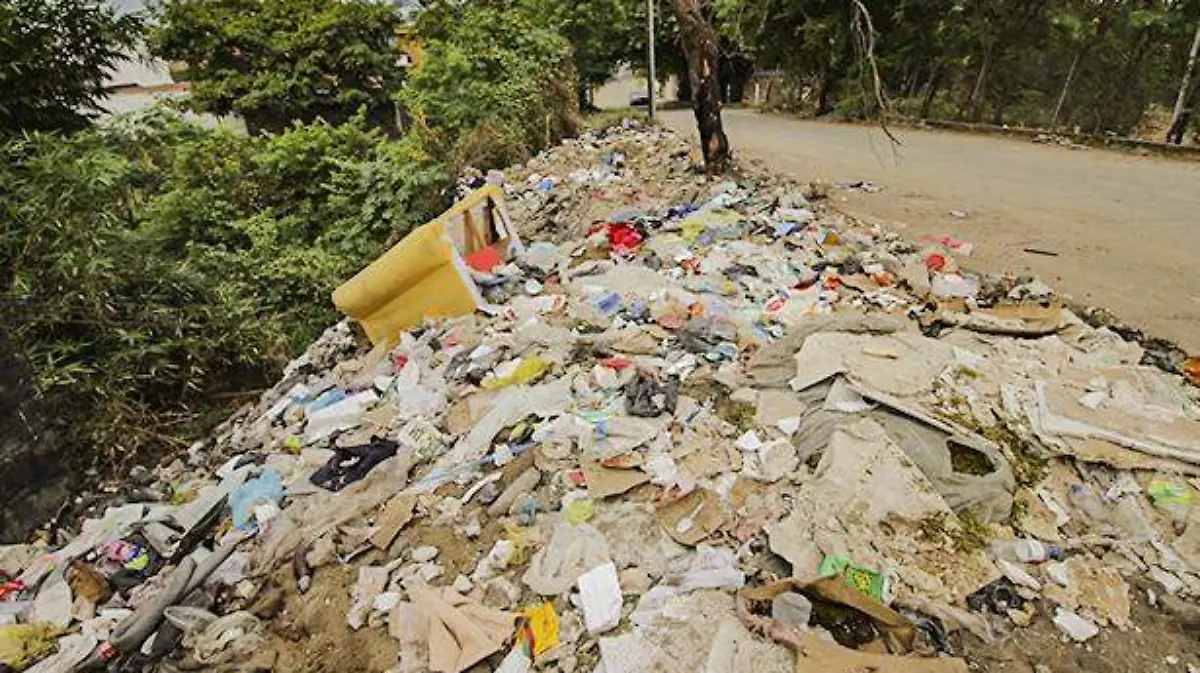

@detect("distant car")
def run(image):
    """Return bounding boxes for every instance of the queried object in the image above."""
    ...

[630,89,650,107]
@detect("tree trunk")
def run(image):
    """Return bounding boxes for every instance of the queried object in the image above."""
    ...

[966,47,992,122]
[920,67,942,119]
[675,66,693,103]
[905,65,922,98]
[1050,47,1084,130]
[1168,20,1200,144]
[674,0,730,172]
[992,94,1007,126]
[1108,28,1154,133]
[815,71,833,116]
[578,82,594,112]
[1168,83,1199,145]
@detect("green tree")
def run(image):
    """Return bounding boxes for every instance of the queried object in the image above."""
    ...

[150,0,403,133]
[530,0,639,109]
[402,0,580,169]
[0,0,142,133]
[713,0,1200,137]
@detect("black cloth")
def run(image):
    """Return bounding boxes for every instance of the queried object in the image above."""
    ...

[310,439,398,491]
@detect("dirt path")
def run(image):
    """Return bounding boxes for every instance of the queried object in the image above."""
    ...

[662,109,1200,353]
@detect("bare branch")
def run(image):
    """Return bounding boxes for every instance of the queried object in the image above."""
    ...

[849,0,901,148]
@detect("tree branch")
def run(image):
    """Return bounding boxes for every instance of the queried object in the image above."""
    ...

[849,0,901,147]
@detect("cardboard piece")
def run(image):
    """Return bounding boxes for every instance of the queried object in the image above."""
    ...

[583,460,651,499]
[935,301,1065,337]
[370,495,417,550]
[410,584,515,673]
[656,488,724,546]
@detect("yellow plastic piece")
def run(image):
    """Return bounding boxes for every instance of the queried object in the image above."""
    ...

[333,185,523,345]
[521,603,559,657]
[0,623,60,671]
[481,356,550,390]
[563,499,596,525]
[680,208,742,242]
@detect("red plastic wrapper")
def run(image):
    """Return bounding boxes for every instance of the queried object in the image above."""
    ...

[606,222,644,255]
[0,579,26,600]
[600,356,633,370]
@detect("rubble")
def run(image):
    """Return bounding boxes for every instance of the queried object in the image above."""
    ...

[3,119,1200,673]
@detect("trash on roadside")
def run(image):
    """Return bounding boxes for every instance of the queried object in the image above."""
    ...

[6,119,1200,673]
[625,371,679,418]
[737,578,968,672]
[517,602,559,658]
[310,439,398,491]
[523,521,610,596]
[0,623,60,671]
[967,579,1025,615]
[656,488,725,546]
[230,469,284,530]
[1052,606,1099,642]
[990,538,1064,564]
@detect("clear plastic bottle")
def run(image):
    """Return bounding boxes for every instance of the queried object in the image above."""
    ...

[991,538,1065,563]
[1067,484,1111,527]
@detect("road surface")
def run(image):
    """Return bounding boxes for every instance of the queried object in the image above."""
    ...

[662,109,1200,353]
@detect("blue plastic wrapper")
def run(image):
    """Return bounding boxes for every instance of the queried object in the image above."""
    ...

[231,469,284,530]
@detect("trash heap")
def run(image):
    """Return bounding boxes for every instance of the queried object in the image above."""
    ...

[3,120,1200,673]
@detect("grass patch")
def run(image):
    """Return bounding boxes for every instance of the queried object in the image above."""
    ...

[919,510,990,554]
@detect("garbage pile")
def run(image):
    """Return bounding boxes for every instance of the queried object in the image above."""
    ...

[3,120,1200,673]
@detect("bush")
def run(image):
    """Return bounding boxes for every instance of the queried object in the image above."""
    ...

[150,0,404,133]
[0,0,142,133]
[1,108,449,476]
[401,1,580,169]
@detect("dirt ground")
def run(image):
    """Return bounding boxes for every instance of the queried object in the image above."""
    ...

[662,109,1200,354]
[960,588,1200,673]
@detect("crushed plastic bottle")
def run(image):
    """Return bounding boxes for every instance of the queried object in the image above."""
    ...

[930,273,980,298]
[1067,484,1111,527]
[990,538,1064,564]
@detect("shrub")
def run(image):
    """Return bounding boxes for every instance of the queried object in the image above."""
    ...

[0,108,449,477]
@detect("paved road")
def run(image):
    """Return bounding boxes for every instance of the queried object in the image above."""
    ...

[662,109,1200,353]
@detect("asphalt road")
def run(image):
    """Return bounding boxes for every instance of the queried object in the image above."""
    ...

[662,108,1200,353]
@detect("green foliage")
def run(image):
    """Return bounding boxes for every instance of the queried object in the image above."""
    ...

[402,0,580,169]
[715,0,1200,136]
[526,0,640,106]
[149,0,403,132]
[1,108,448,475]
[0,0,142,133]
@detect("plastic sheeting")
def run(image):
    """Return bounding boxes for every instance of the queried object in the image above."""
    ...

[790,375,1015,523]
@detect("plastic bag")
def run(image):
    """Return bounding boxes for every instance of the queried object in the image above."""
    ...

[230,469,284,530]
[1147,480,1195,528]
[0,623,60,671]
[522,522,611,596]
